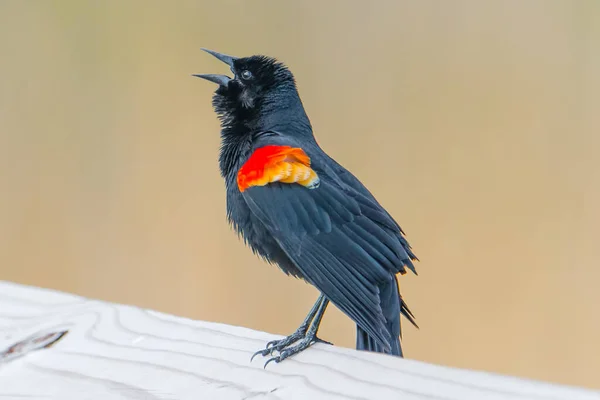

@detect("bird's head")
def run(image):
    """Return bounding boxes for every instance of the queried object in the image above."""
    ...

[195,48,311,134]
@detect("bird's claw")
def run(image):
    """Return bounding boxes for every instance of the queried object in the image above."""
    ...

[263,355,280,369]
[263,349,293,368]
[265,339,280,349]
[313,336,333,346]
[250,348,271,363]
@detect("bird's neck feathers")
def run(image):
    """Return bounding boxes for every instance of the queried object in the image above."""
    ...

[214,87,313,180]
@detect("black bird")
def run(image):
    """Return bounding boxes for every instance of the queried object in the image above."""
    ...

[195,48,418,366]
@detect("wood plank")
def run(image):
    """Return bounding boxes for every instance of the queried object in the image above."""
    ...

[0,281,598,400]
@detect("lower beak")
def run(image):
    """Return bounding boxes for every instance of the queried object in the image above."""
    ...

[192,73,231,86]
[193,48,239,87]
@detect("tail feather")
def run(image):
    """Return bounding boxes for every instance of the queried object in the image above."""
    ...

[356,276,417,357]
[357,325,401,356]
[401,298,419,331]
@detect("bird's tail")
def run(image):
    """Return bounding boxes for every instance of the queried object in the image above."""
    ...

[356,277,417,357]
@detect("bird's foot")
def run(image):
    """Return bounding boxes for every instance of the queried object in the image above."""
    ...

[251,295,331,368]
[251,329,332,367]
[251,327,307,362]
[262,333,330,368]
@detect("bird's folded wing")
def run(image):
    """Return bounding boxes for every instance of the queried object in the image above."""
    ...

[323,153,418,273]
[238,136,415,349]
[242,181,394,350]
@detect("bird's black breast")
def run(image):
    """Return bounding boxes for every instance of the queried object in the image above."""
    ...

[225,178,305,278]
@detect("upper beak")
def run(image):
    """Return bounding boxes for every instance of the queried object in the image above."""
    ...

[193,48,239,87]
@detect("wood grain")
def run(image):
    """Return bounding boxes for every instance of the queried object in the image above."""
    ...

[0,281,598,400]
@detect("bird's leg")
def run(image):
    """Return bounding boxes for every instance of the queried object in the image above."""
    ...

[265,295,324,350]
[263,297,330,368]
[251,294,329,362]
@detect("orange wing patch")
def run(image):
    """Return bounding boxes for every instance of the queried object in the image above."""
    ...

[237,145,320,192]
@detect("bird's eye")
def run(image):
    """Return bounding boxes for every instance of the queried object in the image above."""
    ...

[240,70,253,80]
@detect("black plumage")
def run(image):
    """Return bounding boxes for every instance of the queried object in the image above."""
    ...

[194,49,418,364]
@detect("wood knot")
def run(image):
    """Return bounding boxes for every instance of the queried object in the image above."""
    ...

[0,330,68,364]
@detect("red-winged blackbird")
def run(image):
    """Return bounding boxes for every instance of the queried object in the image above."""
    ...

[195,48,418,367]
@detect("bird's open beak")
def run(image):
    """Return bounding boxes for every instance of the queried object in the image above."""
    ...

[193,48,239,87]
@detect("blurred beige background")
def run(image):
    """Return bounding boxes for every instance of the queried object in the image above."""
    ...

[1,0,599,390]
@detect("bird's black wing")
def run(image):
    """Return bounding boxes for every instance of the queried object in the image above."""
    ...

[323,153,419,271]
[239,134,415,350]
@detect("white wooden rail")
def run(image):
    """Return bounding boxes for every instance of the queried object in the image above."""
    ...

[0,281,598,400]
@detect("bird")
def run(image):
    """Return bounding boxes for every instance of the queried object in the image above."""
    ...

[194,48,419,367]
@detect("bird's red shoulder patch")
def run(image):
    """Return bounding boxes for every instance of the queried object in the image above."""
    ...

[237,145,320,192]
